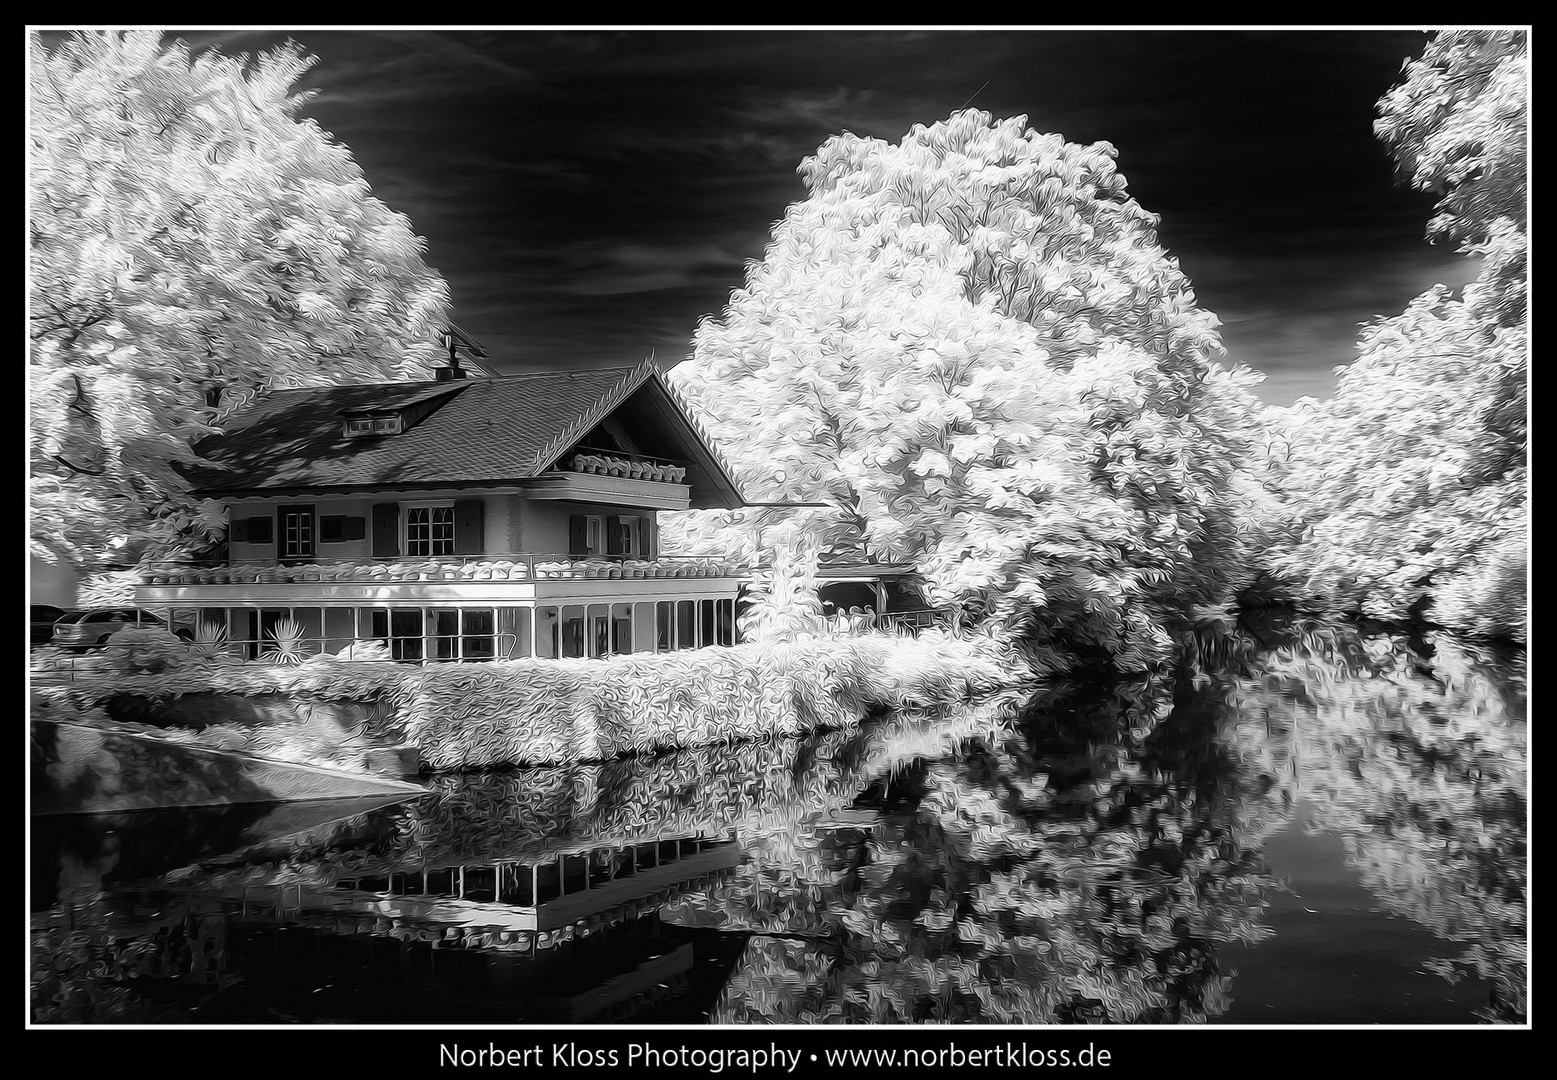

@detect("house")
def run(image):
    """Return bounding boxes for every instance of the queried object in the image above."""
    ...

[134,359,747,661]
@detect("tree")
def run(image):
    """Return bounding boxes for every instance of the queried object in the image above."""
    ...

[1269,30,1527,640]
[664,110,1267,668]
[1374,29,1529,250]
[29,31,451,574]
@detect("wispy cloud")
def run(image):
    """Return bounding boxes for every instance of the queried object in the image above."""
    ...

[543,240,748,297]
[125,30,1469,394]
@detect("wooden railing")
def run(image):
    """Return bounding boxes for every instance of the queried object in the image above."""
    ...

[563,451,687,483]
[137,554,742,587]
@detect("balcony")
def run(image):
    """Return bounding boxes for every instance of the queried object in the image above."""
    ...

[522,450,692,509]
[134,554,746,610]
[564,451,686,484]
[139,553,741,586]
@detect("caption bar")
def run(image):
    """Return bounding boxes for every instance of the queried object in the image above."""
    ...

[439,1041,1112,1072]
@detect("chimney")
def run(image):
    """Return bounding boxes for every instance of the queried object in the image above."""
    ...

[436,331,466,381]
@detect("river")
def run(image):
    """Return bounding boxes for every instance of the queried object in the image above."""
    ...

[29,616,1526,1025]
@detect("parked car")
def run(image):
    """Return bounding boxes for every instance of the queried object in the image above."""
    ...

[50,608,191,650]
[30,604,74,647]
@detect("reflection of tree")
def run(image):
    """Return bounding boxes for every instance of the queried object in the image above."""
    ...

[688,671,1284,1023]
[160,705,1014,892]
[1236,623,1527,1022]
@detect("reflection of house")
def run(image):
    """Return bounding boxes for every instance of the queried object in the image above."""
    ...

[203,834,741,1022]
[32,789,748,1023]
[135,360,747,661]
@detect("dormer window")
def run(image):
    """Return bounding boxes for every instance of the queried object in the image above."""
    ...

[336,383,465,439]
[343,413,403,437]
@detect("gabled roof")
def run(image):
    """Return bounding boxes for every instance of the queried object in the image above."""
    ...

[187,361,745,509]
[336,382,465,417]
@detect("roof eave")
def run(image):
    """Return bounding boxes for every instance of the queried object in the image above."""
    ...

[647,371,747,510]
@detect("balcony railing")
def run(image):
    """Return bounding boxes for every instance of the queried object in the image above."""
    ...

[562,450,687,483]
[137,554,743,587]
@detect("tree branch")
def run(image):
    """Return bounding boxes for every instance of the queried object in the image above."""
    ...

[52,453,105,476]
[69,373,94,417]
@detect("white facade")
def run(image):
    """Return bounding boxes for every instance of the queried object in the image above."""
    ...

[136,486,740,661]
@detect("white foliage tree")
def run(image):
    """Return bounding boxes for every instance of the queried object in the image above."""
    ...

[29,31,451,573]
[664,110,1268,667]
[1270,30,1528,640]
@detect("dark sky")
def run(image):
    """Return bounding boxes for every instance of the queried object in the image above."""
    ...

[161,28,1472,405]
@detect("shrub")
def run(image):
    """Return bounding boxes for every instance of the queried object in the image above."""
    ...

[98,627,189,675]
[333,639,394,662]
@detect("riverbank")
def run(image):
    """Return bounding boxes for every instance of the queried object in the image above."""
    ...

[31,630,1032,774]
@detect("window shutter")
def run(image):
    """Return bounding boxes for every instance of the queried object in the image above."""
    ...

[605,515,625,556]
[568,515,589,557]
[246,516,273,545]
[343,516,367,541]
[640,515,655,559]
[453,499,485,554]
[230,518,249,543]
[372,503,400,557]
[319,516,345,543]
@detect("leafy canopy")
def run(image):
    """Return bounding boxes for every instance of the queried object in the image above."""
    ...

[29,31,450,572]
[666,109,1266,667]
[1267,30,1527,640]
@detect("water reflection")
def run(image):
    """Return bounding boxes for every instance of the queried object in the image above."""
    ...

[30,618,1525,1024]
[681,671,1286,1023]
[1232,621,1527,1022]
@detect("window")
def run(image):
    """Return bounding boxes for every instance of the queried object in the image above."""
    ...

[406,505,455,556]
[461,608,496,660]
[498,608,531,659]
[560,605,586,658]
[568,514,648,557]
[429,607,496,661]
[656,602,673,652]
[563,516,604,557]
[611,603,633,654]
[717,598,736,646]
[676,600,696,651]
[606,516,636,557]
[343,414,401,437]
[536,606,560,659]
[588,604,610,657]
[279,505,314,560]
[369,608,424,662]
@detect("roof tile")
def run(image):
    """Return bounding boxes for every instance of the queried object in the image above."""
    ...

[189,367,651,494]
